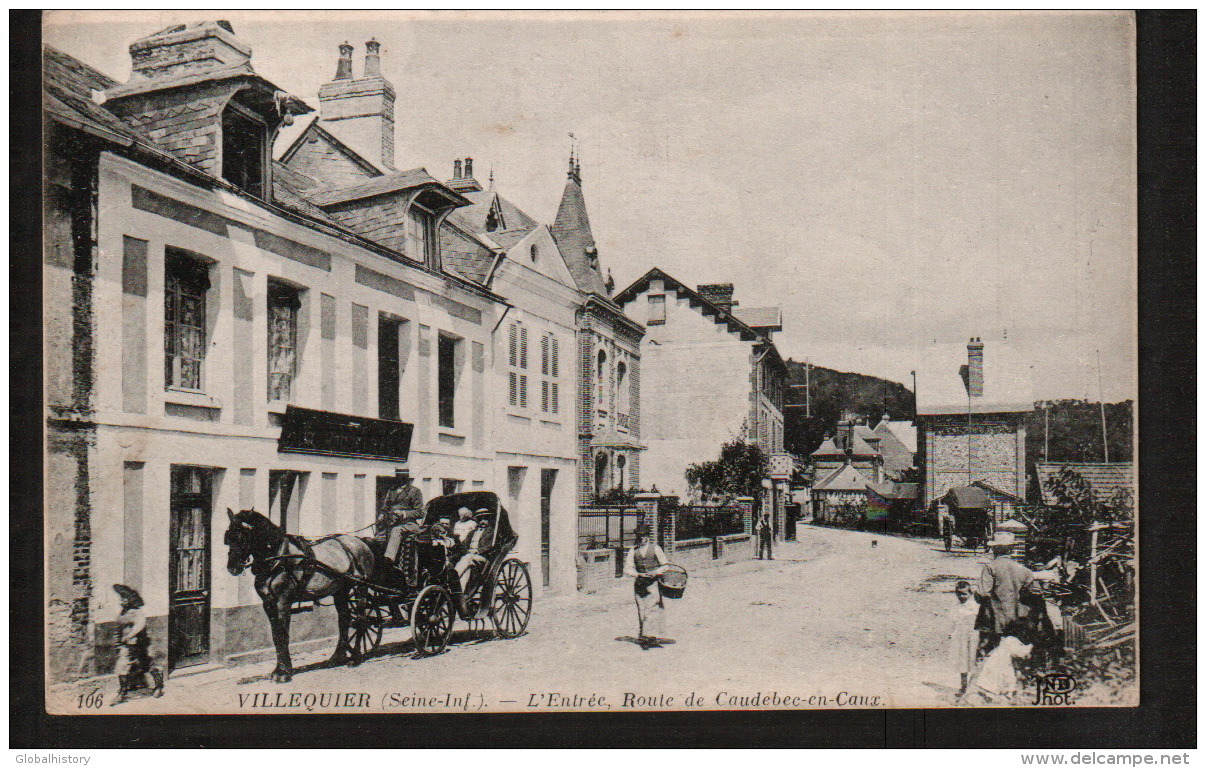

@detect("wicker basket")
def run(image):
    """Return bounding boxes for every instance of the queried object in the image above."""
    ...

[658,564,689,599]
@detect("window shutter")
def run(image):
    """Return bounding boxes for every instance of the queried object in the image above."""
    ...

[508,323,517,368]
[519,326,528,369]
[542,380,549,412]
[550,336,559,377]
[541,335,549,376]
[509,371,517,406]
[519,374,527,408]
[551,382,559,414]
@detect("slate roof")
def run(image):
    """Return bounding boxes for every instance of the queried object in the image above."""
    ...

[810,438,841,457]
[868,482,919,501]
[876,419,918,454]
[615,268,785,360]
[732,306,783,332]
[43,46,153,147]
[449,190,539,235]
[551,172,610,296]
[1033,462,1134,507]
[813,464,874,492]
[305,168,468,207]
[278,117,386,177]
[271,162,343,225]
[972,480,1024,504]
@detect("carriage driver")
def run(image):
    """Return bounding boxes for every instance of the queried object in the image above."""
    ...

[379,467,424,565]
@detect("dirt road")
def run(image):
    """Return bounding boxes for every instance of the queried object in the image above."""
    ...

[56,525,992,714]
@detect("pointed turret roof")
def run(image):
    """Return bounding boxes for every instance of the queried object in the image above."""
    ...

[551,157,610,296]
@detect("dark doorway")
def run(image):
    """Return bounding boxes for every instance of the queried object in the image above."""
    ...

[378,316,401,420]
[269,470,303,534]
[540,469,556,588]
[169,466,213,670]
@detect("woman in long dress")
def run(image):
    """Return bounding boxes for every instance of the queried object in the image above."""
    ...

[623,524,669,649]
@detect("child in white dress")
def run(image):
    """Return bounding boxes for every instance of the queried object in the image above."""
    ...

[949,580,980,697]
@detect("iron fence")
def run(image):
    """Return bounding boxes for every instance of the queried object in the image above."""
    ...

[578,506,643,551]
[670,505,745,557]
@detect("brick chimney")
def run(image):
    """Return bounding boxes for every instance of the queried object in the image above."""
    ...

[317,39,396,170]
[446,157,483,193]
[697,283,737,312]
[128,20,250,80]
[967,337,984,397]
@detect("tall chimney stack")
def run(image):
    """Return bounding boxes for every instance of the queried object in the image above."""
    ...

[334,42,353,80]
[317,40,396,170]
[453,159,462,179]
[967,337,984,397]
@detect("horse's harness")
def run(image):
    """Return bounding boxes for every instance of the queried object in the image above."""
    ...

[254,532,360,593]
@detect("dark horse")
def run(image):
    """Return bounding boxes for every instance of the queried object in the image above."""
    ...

[224,509,376,682]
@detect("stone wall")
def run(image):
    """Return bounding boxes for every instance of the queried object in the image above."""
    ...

[920,414,1027,504]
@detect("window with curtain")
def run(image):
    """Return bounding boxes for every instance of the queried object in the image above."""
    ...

[267,280,301,402]
[164,250,210,391]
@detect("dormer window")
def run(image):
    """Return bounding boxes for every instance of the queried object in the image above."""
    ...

[406,203,437,266]
[485,207,500,232]
[222,101,267,198]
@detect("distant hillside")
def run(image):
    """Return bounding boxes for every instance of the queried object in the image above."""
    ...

[781,362,1134,472]
[1027,400,1134,465]
[783,360,913,457]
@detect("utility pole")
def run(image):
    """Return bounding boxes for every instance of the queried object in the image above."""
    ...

[1044,404,1050,462]
[806,360,811,418]
[1097,349,1110,463]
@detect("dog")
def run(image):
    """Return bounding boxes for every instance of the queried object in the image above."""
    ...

[871,540,878,548]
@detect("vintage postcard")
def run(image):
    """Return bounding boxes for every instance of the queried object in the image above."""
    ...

[41,10,1137,715]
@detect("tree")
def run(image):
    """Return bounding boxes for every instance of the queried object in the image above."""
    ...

[685,440,767,503]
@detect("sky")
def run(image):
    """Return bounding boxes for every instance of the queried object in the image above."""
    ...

[45,11,1137,402]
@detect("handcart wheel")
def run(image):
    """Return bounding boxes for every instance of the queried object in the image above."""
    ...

[412,584,455,657]
[490,559,533,639]
[347,586,385,657]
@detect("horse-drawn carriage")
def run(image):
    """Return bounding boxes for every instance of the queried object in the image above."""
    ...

[225,491,532,682]
[941,486,994,553]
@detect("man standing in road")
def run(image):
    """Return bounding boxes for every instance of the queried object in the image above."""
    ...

[974,531,1034,649]
[379,467,424,566]
[755,512,773,560]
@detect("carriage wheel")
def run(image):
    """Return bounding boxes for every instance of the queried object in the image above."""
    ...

[347,586,385,658]
[490,559,532,639]
[411,584,455,657]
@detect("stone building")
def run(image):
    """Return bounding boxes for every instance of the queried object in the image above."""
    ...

[43,25,510,681]
[915,338,1032,507]
[614,270,787,530]
[549,159,645,505]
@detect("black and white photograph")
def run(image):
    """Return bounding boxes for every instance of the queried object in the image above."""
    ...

[35,10,1146,719]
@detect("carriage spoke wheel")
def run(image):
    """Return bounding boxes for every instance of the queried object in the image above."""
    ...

[347,586,385,658]
[490,559,532,639]
[411,585,455,657]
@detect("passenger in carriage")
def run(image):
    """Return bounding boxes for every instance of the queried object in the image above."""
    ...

[452,507,477,544]
[455,512,492,592]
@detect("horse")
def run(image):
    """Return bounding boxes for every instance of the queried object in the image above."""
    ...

[224,509,376,683]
